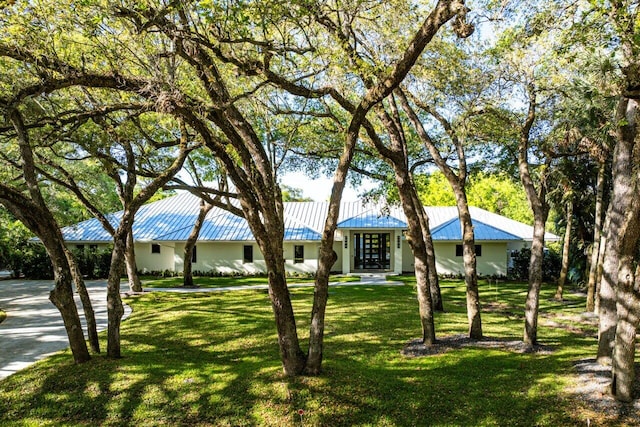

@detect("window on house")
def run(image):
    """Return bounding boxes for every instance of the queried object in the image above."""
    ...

[243,245,253,263]
[89,244,98,252]
[75,244,85,251]
[456,244,482,257]
[294,245,304,263]
[151,244,161,254]
[191,245,197,263]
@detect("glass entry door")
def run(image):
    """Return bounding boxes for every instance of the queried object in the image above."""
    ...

[354,233,391,270]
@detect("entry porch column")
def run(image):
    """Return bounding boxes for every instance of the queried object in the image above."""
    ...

[341,230,351,274]
[393,230,403,274]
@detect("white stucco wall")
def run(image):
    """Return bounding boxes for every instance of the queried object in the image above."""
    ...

[169,241,340,275]
[402,241,512,277]
[433,242,509,277]
[136,242,176,272]
[133,239,514,277]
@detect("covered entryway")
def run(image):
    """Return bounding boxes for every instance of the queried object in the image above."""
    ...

[354,232,391,270]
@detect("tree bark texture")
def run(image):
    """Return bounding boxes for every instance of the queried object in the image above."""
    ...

[183,200,212,287]
[555,200,573,301]
[457,200,482,339]
[125,229,142,293]
[107,230,127,358]
[66,248,100,353]
[49,251,92,364]
[394,167,436,344]
[586,163,606,312]
[597,98,637,364]
[517,89,550,349]
[523,215,548,347]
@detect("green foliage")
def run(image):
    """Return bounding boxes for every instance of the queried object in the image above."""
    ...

[414,171,534,224]
[70,246,113,279]
[509,247,562,282]
[280,185,312,202]
[0,211,36,276]
[20,244,53,280]
[0,281,597,425]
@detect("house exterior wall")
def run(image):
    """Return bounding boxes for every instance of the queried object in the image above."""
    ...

[168,241,340,275]
[131,239,520,277]
[402,241,513,277]
[433,242,509,277]
[137,242,176,272]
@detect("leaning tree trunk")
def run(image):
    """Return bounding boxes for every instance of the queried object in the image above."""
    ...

[410,189,443,312]
[47,244,91,364]
[523,212,548,348]
[183,200,212,287]
[395,169,436,344]
[456,196,482,339]
[262,236,307,376]
[106,230,127,358]
[586,163,606,311]
[555,200,573,301]
[124,229,142,293]
[66,248,100,353]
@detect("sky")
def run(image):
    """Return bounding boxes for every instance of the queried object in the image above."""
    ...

[279,171,377,202]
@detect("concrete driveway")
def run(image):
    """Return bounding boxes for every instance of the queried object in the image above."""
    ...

[0,279,131,380]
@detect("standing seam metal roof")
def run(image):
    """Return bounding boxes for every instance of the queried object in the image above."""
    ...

[60,192,558,243]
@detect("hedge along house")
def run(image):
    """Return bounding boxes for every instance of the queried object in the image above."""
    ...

[60,192,559,276]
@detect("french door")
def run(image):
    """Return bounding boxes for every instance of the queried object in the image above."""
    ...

[354,233,391,270]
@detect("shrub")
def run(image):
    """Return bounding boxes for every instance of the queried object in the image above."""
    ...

[21,243,54,279]
[70,246,113,279]
[508,247,561,282]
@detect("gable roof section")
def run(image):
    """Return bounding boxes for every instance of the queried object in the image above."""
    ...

[60,192,558,243]
[337,212,407,229]
[431,218,521,241]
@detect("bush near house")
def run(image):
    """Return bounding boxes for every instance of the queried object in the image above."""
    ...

[508,247,561,282]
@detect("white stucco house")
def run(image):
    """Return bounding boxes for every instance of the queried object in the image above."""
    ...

[61,192,558,277]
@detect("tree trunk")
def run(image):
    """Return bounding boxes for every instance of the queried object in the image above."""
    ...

[595,226,608,314]
[66,248,100,353]
[124,229,142,292]
[457,197,482,339]
[46,244,91,364]
[422,213,444,312]
[586,163,605,312]
[523,213,548,347]
[555,199,573,301]
[611,260,640,402]
[395,169,436,344]
[262,238,307,376]
[107,230,127,358]
[597,98,637,364]
[183,200,212,287]
[611,186,640,402]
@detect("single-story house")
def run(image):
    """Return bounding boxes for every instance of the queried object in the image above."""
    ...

[61,192,558,276]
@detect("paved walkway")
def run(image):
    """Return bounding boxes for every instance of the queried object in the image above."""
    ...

[0,273,400,380]
[0,280,131,380]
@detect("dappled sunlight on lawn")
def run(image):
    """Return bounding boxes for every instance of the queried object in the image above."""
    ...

[0,280,603,426]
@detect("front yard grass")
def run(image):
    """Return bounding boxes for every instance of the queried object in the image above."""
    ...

[0,278,603,426]
[142,274,360,289]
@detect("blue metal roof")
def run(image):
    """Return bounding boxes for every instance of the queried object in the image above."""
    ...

[61,192,554,244]
[337,213,407,229]
[431,218,521,241]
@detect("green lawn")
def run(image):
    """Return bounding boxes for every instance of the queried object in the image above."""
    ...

[142,274,360,289]
[0,278,604,426]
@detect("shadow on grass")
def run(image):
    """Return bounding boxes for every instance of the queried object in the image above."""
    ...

[0,283,599,426]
